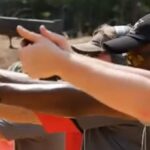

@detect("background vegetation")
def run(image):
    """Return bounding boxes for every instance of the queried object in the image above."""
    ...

[0,0,150,36]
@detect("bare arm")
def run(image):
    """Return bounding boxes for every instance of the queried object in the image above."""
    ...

[0,82,133,120]
[39,24,150,79]
[91,58,150,79]
[60,53,150,122]
[17,26,149,122]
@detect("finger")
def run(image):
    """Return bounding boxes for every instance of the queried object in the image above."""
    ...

[39,25,53,40]
[39,25,66,47]
[17,25,41,42]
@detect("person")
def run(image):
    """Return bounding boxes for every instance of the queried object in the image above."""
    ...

[0,61,132,150]
[0,22,148,148]
[1,55,131,149]
[0,67,69,150]
[0,65,131,119]
[71,23,130,65]
[5,23,147,150]
[16,14,150,123]
[0,62,82,150]
[2,23,146,150]
[0,104,67,150]
[0,103,82,150]
[5,61,82,150]
[0,23,138,150]
[70,24,150,150]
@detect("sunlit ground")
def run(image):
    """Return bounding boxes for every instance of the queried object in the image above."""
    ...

[0,35,91,69]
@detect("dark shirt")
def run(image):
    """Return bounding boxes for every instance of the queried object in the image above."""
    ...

[75,116,149,150]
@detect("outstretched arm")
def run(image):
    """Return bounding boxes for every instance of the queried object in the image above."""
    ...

[17,26,150,123]
[0,81,133,120]
[40,25,150,79]
[84,56,150,79]
[61,53,150,122]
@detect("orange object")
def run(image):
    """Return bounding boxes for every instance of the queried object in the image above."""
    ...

[37,113,82,150]
[0,140,15,150]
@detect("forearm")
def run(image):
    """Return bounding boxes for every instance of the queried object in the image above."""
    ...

[0,82,133,120]
[59,53,150,122]
[93,58,150,79]
[0,69,50,84]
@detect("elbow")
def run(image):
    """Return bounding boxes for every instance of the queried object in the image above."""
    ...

[134,92,150,123]
[135,107,150,124]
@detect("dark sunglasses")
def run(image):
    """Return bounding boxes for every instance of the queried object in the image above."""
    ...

[72,47,101,58]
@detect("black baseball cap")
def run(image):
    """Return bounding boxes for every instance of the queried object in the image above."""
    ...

[103,14,150,54]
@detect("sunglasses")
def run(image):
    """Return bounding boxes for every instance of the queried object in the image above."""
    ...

[72,47,101,58]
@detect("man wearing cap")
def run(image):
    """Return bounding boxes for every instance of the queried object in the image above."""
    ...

[15,15,149,149]
[8,22,149,150]
[16,24,146,150]
[71,24,130,64]
[0,18,148,149]
[0,23,141,150]
[101,13,150,150]
[16,13,150,121]
[103,14,150,70]
[71,23,150,150]
[103,14,150,55]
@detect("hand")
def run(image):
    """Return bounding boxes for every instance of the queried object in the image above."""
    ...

[39,25,71,51]
[17,25,69,78]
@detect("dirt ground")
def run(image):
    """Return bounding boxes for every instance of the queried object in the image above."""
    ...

[0,35,91,69]
[0,35,19,69]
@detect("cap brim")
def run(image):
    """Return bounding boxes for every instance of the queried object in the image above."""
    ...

[71,42,104,53]
[103,36,144,54]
